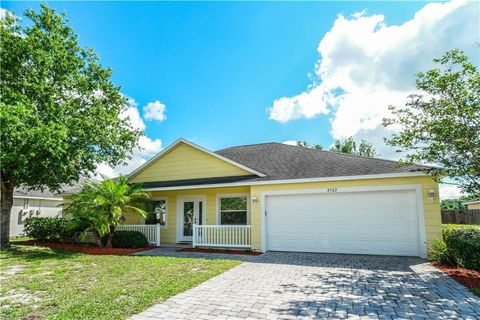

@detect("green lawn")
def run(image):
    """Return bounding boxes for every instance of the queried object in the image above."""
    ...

[0,243,240,319]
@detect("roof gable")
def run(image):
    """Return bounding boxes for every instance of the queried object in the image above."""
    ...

[128,139,265,183]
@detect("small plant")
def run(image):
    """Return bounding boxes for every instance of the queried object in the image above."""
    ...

[428,240,455,266]
[112,231,149,248]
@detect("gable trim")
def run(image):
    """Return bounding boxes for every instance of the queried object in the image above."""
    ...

[128,138,266,180]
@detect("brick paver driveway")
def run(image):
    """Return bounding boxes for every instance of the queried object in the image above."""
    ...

[130,251,480,320]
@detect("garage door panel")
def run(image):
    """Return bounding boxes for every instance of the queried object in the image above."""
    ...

[266,190,420,256]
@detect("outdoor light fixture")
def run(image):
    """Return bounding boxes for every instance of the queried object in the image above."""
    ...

[428,189,435,202]
[252,196,258,203]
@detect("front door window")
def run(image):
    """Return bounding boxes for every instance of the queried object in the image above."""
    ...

[183,201,194,237]
[180,197,205,242]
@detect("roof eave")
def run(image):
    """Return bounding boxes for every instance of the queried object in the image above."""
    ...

[144,171,428,191]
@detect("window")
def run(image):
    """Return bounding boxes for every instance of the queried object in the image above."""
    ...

[219,195,248,225]
[145,199,167,226]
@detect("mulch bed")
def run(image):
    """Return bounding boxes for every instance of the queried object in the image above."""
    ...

[20,240,156,255]
[178,247,262,256]
[433,263,480,289]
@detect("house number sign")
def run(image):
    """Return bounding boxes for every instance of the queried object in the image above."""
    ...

[327,187,338,193]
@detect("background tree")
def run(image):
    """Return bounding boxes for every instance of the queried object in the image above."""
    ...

[441,195,477,210]
[297,141,323,150]
[297,137,378,157]
[330,137,378,158]
[63,176,149,247]
[0,6,141,247]
[383,49,480,195]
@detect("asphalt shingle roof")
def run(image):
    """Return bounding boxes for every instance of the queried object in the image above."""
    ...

[13,177,90,199]
[215,142,429,181]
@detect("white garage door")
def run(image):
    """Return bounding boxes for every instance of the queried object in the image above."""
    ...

[266,190,420,256]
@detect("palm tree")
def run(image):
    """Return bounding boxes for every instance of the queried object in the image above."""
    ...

[63,176,149,247]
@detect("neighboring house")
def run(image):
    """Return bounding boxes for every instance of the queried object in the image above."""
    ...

[10,181,86,237]
[10,188,63,237]
[465,198,480,210]
[126,138,442,258]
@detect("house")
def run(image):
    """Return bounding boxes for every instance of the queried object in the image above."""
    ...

[10,180,86,237]
[10,187,64,237]
[126,139,442,258]
[465,198,480,210]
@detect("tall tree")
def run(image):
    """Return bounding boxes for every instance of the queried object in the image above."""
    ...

[0,6,141,247]
[383,49,480,195]
[330,137,378,158]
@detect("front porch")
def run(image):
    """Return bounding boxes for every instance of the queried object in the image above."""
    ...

[192,224,251,248]
[118,223,252,249]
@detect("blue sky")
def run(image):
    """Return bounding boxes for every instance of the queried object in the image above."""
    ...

[2,1,478,197]
[3,1,426,149]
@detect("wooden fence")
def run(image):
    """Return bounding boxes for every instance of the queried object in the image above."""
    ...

[441,209,480,225]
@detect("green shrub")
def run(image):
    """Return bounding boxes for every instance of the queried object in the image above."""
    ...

[60,219,89,243]
[428,240,456,266]
[24,217,66,241]
[112,231,149,248]
[441,224,480,271]
[446,236,480,271]
[442,224,480,241]
[24,217,87,243]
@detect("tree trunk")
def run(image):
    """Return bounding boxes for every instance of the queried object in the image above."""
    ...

[92,230,104,248]
[104,226,115,248]
[1,177,15,248]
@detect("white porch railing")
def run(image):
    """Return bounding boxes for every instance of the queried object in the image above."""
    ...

[192,224,251,248]
[116,224,161,246]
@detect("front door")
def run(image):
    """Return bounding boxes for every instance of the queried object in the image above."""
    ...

[179,197,205,242]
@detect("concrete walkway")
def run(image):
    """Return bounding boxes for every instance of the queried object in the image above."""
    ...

[130,251,480,319]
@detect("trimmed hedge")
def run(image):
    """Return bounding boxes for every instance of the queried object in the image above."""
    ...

[112,231,149,248]
[443,224,480,241]
[446,236,480,271]
[429,224,480,271]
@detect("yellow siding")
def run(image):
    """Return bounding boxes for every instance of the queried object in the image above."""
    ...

[467,203,480,209]
[249,176,441,252]
[148,186,250,244]
[125,175,441,254]
[130,143,252,183]
[124,214,142,224]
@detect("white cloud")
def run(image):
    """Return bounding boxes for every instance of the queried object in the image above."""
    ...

[439,184,465,200]
[269,0,478,158]
[120,98,146,131]
[96,98,164,179]
[143,100,167,122]
[282,140,299,146]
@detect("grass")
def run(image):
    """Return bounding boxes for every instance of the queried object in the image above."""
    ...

[0,242,240,319]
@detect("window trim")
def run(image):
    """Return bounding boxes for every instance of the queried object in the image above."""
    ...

[216,193,250,225]
[141,197,168,228]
